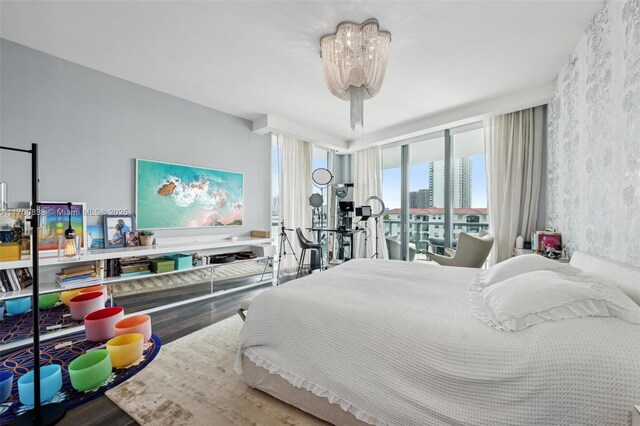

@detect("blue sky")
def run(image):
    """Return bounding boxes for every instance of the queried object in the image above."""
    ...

[383,155,487,210]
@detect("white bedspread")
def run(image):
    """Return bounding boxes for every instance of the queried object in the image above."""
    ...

[235,259,640,425]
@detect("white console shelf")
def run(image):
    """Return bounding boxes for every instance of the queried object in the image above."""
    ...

[0,235,272,301]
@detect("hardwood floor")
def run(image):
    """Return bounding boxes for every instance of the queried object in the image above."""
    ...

[57,277,282,426]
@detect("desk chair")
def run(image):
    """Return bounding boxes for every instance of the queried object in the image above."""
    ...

[296,228,324,278]
[426,231,494,268]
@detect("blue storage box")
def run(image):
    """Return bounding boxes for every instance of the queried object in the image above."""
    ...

[166,253,192,270]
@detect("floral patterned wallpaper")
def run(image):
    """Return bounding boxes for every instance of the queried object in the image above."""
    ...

[547,0,640,267]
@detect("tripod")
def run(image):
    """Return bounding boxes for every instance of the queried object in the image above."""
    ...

[277,221,299,285]
[370,217,380,259]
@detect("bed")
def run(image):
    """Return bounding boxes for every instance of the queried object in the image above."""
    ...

[235,252,640,425]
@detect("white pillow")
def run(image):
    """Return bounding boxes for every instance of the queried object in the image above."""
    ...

[470,269,640,331]
[473,254,574,288]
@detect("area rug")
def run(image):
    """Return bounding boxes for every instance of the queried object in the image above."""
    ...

[112,260,273,297]
[106,316,327,426]
[0,331,161,424]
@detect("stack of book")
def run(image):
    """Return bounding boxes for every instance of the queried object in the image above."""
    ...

[55,264,102,288]
[118,256,151,278]
[0,268,33,292]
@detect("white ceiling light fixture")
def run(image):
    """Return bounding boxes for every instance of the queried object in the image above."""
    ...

[320,18,391,131]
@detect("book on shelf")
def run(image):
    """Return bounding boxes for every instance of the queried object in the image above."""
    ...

[16,268,33,289]
[8,269,21,290]
[0,267,33,293]
[102,256,151,278]
[118,270,151,278]
[0,270,11,292]
[56,272,97,283]
[55,275,103,288]
[58,264,95,280]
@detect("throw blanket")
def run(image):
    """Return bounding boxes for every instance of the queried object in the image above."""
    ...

[235,259,640,425]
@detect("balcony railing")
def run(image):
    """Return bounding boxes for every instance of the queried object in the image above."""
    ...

[384,219,489,255]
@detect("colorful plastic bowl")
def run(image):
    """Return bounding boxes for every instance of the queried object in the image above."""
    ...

[0,370,13,402]
[38,292,60,309]
[6,297,31,315]
[68,349,112,391]
[79,285,107,303]
[69,292,105,320]
[84,307,125,342]
[114,314,152,342]
[0,304,4,318]
[17,364,62,405]
[107,333,144,368]
[60,289,82,305]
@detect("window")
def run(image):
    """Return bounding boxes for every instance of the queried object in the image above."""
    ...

[311,146,330,229]
[409,135,444,257]
[382,145,402,240]
[271,135,281,248]
[452,126,487,239]
[381,123,488,261]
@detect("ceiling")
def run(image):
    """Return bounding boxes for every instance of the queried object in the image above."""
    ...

[1,1,602,148]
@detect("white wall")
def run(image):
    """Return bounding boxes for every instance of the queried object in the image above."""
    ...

[0,39,271,238]
[547,0,640,266]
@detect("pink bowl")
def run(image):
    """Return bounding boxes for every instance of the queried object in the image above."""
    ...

[69,292,105,320]
[114,315,152,342]
[84,307,125,342]
[79,285,107,303]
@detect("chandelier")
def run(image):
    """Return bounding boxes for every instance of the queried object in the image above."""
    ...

[320,19,391,131]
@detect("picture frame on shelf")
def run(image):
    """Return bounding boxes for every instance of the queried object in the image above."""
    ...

[103,215,134,249]
[87,225,105,249]
[0,208,25,247]
[36,202,87,254]
[125,231,140,247]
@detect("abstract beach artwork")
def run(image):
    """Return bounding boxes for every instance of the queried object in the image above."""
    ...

[136,159,244,229]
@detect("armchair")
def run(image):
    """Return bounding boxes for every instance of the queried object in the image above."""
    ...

[426,230,493,268]
[385,236,416,262]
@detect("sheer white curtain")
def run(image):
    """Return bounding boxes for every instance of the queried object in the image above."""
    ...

[353,146,388,259]
[278,134,312,273]
[485,105,546,264]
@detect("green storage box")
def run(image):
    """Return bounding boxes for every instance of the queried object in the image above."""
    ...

[166,253,193,270]
[150,258,175,274]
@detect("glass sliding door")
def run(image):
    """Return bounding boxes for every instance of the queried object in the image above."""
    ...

[408,135,445,259]
[382,146,402,258]
[451,125,488,239]
[381,122,486,262]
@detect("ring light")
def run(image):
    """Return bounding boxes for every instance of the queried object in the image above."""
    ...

[312,168,333,187]
[365,196,385,218]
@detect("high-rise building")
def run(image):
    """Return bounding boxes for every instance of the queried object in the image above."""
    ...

[428,157,473,208]
[409,188,430,208]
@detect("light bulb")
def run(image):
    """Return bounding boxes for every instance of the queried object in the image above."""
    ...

[63,238,77,257]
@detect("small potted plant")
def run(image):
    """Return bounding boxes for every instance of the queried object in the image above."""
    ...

[139,230,155,247]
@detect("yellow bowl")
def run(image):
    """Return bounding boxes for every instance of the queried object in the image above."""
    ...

[60,289,82,306]
[106,333,144,368]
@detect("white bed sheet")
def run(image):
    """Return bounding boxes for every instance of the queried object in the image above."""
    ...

[235,259,640,425]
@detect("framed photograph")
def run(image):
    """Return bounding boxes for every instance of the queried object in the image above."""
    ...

[87,225,105,249]
[103,215,135,249]
[125,231,140,247]
[37,202,87,253]
[0,209,25,244]
[136,158,244,229]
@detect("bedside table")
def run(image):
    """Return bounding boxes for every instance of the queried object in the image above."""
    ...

[512,248,533,256]
[632,405,640,426]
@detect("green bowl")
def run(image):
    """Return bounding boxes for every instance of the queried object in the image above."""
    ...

[68,349,112,391]
[38,292,60,309]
